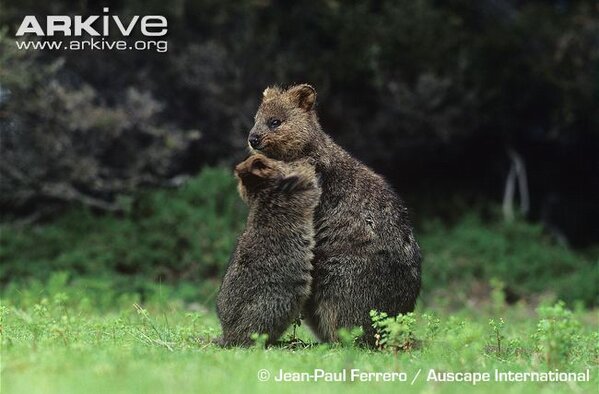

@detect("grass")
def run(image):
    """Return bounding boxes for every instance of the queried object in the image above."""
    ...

[1,279,597,394]
[1,167,598,393]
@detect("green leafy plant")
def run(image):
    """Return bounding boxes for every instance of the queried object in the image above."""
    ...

[534,301,582,366]
[371,310,417,352]
[422,313,441,342]
[488,318,505,358]
[250,333,269,349]
[338,326,364,347]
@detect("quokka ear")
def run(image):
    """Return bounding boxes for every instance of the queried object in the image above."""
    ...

[248,155,269,175]
[236,168,264,190]
[235,155,274,188]
[287,84,316,111]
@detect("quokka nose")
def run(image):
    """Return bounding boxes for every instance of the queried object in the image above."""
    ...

[249,135,261,148]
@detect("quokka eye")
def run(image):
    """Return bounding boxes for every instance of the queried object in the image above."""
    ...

[267,118,282,129]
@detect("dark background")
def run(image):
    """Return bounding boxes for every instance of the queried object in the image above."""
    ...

[1,1,598,302]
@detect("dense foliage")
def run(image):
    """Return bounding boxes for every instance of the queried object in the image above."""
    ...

[1,1,597,245]
[2,167,596,306]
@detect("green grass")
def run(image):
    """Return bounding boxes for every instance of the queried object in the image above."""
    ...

[1,167,598,393]
[1,281,597,394]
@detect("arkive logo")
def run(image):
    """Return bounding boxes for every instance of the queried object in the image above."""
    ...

[16,7,167,37]
[14,7,168,53]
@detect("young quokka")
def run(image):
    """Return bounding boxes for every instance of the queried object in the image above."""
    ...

[216,153,321,347]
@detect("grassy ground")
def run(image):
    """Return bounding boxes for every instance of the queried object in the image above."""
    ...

[1,168,597,393]
[1,281,597,394]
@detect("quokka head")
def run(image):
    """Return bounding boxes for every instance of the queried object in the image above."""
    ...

[247,84,322,162]
[234,154,319,204]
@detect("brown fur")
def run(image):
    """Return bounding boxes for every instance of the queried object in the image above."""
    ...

[216,154,321,346]
[247,84,422,345]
